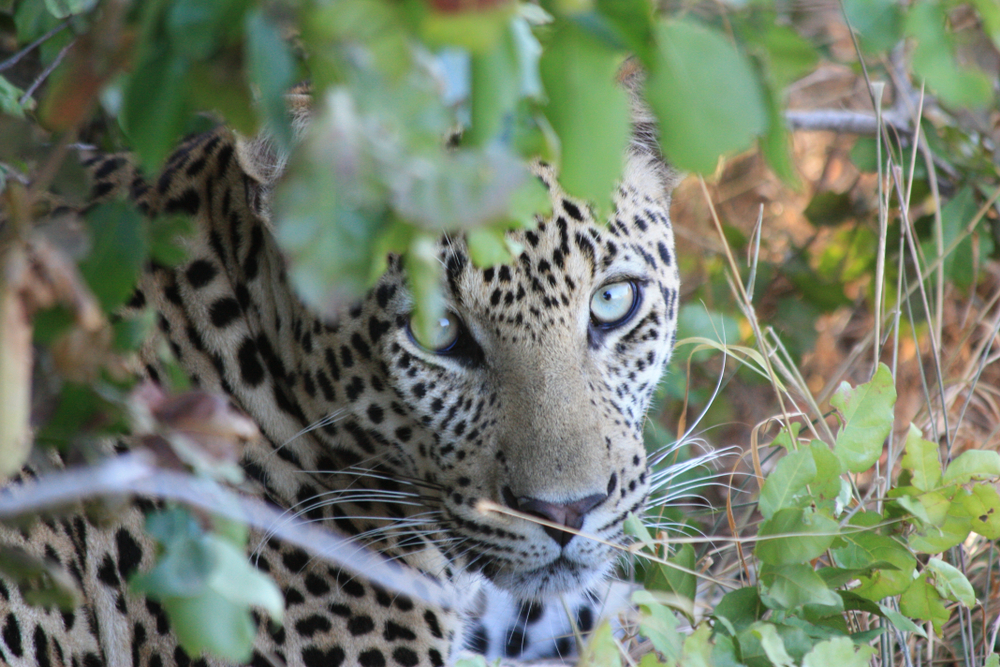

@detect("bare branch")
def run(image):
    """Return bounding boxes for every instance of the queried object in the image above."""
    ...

[0,453,455,610]
[785,109,911,135]
[0,20,71,74]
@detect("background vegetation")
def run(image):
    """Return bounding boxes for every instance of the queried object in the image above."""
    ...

[1,0,1000,666]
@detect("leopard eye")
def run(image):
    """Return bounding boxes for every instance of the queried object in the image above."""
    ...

[409,312,462,353]
[590,280,639,327]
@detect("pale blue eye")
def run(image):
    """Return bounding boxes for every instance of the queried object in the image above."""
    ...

[590,281,637,325]
[411,313,461,352]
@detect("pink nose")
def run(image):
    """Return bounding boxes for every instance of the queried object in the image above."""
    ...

[504,491,607,547]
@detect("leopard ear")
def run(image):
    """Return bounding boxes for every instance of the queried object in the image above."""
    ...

[234,85,313,188]
[617,58,681,193]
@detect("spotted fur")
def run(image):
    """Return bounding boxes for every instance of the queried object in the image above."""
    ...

[0,68,680,666]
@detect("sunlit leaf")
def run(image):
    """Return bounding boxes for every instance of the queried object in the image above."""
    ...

[752,623,795,667]
[900,424,942,492]
[755,508,837,565]
[832,515,915,600]
[758,447,816,520]
[906,1,993,108]
[802,636,877,667]
[926,557,975,608]
[831,363,896,473]
[899,572,950,635]
[842,0,902,54]
[539,22,629,213]
[942,449,1000,486]
[646,19,767,174]
[760,563,841,611]
[79,201,149,311]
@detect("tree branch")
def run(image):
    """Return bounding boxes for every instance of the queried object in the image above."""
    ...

[785,109,911,135]
[0,453,455,609]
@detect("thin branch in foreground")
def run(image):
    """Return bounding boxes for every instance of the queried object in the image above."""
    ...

[784,108,910,135]
[0,453,455,610]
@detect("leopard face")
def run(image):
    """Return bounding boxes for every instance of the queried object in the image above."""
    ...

[335,154,679,599]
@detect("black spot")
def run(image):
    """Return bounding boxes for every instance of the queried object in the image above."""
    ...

[282,549,309,572]
[285,588,305,606]
[576,605,594,632]
[243,226,264,281]
[304,573,331,596]
[294,614,332,638]
[504,625,526,657]
[185,260,218,288]
[490,289,502,306]
[94,156,125,179]
[3,614,23,656]
[237,338,265,386]
[359,649,387,667]
[351,332,372,360]
[423,610,443,639]
[657,240,673,266]
[563,199,583,221]
[518,599,544,624]
[302,646,346,667]
[97,554,119,586]
[392,647,420,667]
[465,624,489,653]
[384,621,417,642]
[340,345,354,368]
[209,297,241,328]
[165,188,201,215]
[367,403,385,424]
[34,625,50,667]
[428,648,444,667]
[115,528,142,579]
[328,603,352,617]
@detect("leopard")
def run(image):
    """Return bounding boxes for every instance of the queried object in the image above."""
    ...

[0,62,681,667]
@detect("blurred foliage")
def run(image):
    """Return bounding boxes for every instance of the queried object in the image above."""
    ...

[1,0,1000,664]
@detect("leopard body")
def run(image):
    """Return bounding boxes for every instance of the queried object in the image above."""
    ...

[0,70,680,667]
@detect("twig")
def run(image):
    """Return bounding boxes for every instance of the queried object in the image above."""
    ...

[0,20,71,74]
[0,453,455,610]
[20,39,76,107]
[785,109,910,135]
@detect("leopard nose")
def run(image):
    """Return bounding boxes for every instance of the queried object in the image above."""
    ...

[502,489,608,547]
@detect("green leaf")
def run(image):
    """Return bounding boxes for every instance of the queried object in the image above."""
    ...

[961,484,1000,539]
[539,22,630,213]
[245,9,296,148]
[467,27,520,146]
[908,497,973,554]
[758,447,816,520]
[713,587,764,634]
[578,621,622,667]
[901,424,942,491]
[831,362,896,473]
[634,589,682,661]
[123,47,191,169]
[643,543,696,605]
[804,192,854,227]
[80,201,149,311]
[926,557,976,608]
[0,76,27,118]
[937,187,982,289]
[406,234,447,349]
[802,637,877,667]
[43,0,95,19]
[899,572,950,635]
[751,623,795,667]
[760,563,841,611]
[679,624,714,667]
[878,603,927,638]
[756,508,838,565]
[831,514,916,600]
[842,0,902,54]
[906,1,993,108]
[942,449,1000,486]
[467,226,515,268]
[646,19,767,174]
[163,588,257,662]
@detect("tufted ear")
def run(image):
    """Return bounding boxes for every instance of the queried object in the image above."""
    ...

[234,86,313,188]
[617,58,682,194]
